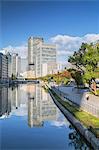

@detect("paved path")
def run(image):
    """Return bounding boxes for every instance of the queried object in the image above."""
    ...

[53,85,99,118]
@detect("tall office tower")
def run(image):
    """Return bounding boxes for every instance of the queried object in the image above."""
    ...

[40,43,57,77]
[21,58,28,73]
[28,37,33,71]
[36,43,57,77]
[18,56,21,75]
[28,37,44,78]
[28,36,57,78]
[12,53,21,77]
[0,53,8,83]
[6,52,12,78]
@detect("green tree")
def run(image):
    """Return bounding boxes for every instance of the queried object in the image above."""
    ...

[11,73,16,80]
[68,42,99,84]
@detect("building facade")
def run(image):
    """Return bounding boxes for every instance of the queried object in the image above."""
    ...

[6,52,12,78]
[12,53,21,77]
[28,37,57,78]
[0,53,8,83]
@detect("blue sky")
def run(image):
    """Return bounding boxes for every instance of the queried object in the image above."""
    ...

[1,0,99,48]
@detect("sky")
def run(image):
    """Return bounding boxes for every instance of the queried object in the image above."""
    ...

[1,0,99,63]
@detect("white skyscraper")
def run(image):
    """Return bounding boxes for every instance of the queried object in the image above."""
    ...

[28,37,34,71]
[0,53,8,82]
[12,53,21,77]
[6,52,12,78]
[28,37,57,78]
[21,58,28,73]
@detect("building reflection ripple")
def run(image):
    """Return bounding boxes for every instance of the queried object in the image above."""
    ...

[0,84,89,149]
[27,84,57,127]
[0,84,58,128]
[0,87,11,118]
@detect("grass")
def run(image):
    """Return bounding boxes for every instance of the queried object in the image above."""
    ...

[90,89,99,96]
[96,90,99,95]
[42,85,49,92]
[50,89,99,138]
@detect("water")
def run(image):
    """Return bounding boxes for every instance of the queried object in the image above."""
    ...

[0,84,89,150]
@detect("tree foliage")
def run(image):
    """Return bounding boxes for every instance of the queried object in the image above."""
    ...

[68,42,99,83]
[71,71,83,86]
[11,73,16,80]
[40,70,71,85]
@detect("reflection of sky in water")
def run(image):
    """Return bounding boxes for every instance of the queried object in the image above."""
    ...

[0,84,89,150]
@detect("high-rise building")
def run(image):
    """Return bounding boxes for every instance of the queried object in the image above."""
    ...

[28,37,57,78]
[12,53,21,77]
[21,58,28,73]
[6,52,12,78]
[28,37,43,78]
[28,37,34,71]
[0,53,8,83]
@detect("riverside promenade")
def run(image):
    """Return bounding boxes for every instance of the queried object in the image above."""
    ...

[52,85,99,118]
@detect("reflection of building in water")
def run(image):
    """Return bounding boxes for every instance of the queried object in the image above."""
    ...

[28,84,57,127]
[0,87,11,117]
[28,84,42,127]
[11,86,21,109]
[0,86,22,118]
[41,88,57,121]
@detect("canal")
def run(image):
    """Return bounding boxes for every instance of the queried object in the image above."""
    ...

[0,84,89,150]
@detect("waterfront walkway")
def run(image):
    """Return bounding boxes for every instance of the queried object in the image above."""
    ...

[53,85,99,118]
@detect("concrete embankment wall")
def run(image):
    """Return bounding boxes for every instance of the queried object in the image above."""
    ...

[48,88,99,150]
[52,86,99,118]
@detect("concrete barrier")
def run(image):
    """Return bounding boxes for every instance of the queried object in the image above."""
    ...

[49,89,99,150]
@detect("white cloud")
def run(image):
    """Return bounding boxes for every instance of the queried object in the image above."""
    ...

[51,35,82,51]
[50,33,99,63]
[51,121,66,128]
[12,103,27,117]
[57,50,73,56]
[1,34,99,63]
[83,34,99,43]
[2,44,28,58]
